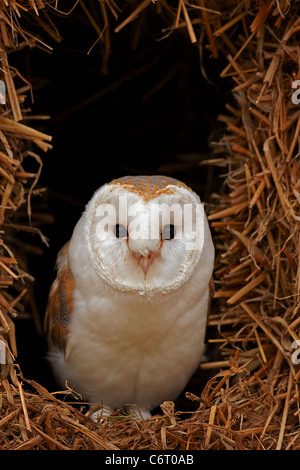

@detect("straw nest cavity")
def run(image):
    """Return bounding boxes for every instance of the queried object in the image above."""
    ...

[1,0,300,450]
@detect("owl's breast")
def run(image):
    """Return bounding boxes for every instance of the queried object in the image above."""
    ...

[69,284,201,346]
[61,281,209,409]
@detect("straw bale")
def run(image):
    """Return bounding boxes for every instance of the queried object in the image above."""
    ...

[0,0,54,447]
[1,0,300,450]
[202,0,300,450]
[0,0,53,360]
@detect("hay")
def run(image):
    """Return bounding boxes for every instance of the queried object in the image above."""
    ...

[0,1,53,361]
[1,0,300,450]
[0,364,293,450]
[205,0,300,450]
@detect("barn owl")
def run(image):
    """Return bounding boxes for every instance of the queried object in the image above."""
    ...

[44,175,214,420]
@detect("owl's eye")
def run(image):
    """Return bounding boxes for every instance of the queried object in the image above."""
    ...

[161,224,176,240]
[113,224,128,239]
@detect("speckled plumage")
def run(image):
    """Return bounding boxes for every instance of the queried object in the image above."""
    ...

[45,175,214,420]
[111,175,190,200]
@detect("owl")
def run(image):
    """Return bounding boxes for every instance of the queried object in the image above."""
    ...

[44,175,214,420]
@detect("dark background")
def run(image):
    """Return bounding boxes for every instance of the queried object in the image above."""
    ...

[11,3,230,411]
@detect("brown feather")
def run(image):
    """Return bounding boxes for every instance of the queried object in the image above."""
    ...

[44,242,74,354]
[110,175,191,201]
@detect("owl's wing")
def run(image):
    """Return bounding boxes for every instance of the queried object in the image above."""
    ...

[44,242,74,355]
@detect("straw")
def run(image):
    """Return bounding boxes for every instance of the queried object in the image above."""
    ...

[1,0,300,450]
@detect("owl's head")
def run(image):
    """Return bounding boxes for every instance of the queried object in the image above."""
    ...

[71,175,214,295]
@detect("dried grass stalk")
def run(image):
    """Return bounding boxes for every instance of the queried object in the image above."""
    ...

[1,0,300,451]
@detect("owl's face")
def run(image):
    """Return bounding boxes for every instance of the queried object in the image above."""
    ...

[83,176,212,295]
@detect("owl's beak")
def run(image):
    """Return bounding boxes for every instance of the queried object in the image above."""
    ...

[133,251,156,277]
